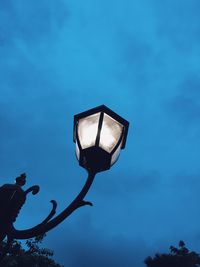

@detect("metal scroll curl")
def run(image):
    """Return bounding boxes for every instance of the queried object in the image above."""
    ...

[8,172,95,240]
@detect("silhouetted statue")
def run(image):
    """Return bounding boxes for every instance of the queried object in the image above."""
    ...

[0,173,27,242]
[145,241,200,267]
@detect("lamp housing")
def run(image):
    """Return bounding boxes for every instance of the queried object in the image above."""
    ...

[73,105,129,173]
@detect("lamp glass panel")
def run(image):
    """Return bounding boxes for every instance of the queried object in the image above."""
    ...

[111,139,123,165]
[99,113,123,153]
[78,113,100,149]
[75,142,80,160]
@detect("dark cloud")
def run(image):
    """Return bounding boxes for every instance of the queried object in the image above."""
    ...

[49,216,148,267]
[166,75,200,126]
[114,30,155,89]
[94,170,161,200]
[116,31,153,69]
[63,239,144,267]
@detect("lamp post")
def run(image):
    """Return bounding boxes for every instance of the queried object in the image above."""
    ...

[0,105,129,258]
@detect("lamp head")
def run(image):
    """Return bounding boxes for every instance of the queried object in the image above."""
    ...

[74,105,129,173]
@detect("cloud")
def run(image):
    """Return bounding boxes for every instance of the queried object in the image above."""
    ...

[94,169,161,200]
[49,215,149,267]
[0,0,68,45]
[172,172,200,195]
[166,75,200,126]
[154,0,200,51]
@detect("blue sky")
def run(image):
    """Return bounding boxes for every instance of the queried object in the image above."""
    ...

[1,0,200,266]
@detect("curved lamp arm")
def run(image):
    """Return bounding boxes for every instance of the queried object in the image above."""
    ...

[25,185,40,196]
[10,172,96,239]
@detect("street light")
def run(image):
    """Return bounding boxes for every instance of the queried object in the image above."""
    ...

[74,105,129,173]
[0,105,129,259]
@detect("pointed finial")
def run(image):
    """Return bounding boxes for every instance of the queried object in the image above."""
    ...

[15,173,26,187]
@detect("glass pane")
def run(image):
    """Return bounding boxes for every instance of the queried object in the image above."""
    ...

[111,139,123,165]
[75,142,80,160]
[99,113,123,153]
[78,113,100,149]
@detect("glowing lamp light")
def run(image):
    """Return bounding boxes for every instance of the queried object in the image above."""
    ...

[73,105,129,173]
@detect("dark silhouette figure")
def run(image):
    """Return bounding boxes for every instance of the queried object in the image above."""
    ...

[145,241,200,267]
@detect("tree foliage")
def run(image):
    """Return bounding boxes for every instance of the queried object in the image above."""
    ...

[145,241,200,267]
[0,235,63,267]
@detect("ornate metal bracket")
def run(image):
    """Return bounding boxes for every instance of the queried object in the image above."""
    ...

[1,172,95,240]
[0,172,95,260]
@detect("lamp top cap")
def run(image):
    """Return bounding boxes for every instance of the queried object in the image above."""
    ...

[74,104,130,149]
